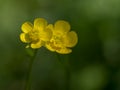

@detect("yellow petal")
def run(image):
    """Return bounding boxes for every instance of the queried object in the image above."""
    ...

[56,47,72,54]
[39,26,52,41]
[54,20,70,34]
[20,33,29,43]
[64,31,78,47]
[21,22,33,33]
[47,24,54,31]
[34,18,47,31]
[45,42,55,52]
[31,40,43,49]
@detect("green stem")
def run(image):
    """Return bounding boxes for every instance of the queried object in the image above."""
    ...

[56,54,70,90]
[65,66,70,90]
[25,49,38,90]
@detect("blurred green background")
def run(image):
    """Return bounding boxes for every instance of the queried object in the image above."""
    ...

[0,0,120,90]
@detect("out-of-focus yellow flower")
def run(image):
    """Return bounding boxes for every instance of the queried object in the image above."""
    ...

[45,20,78,54]
[20,18,52,49]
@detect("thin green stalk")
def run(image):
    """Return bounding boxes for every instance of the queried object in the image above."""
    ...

[25,49,38,90]
[65,66,70,90]
[56,54,71,90]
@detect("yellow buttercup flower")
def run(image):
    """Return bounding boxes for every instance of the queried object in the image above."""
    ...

[45,20,78,54]
[20,18,52,49]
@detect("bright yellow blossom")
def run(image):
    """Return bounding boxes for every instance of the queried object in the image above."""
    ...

[20,18,52,49]
[45,20,78,54]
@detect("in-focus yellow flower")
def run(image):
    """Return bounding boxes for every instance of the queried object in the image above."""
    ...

[20,18,52,49]
[45,20,78,54]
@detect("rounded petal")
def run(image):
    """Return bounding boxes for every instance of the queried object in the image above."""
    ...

[20,33,29,43]
[64,31,78,47]
[56,48,72,54]
[47,24,54,31]
[34,18,47,31]
[45,42,55,52]
[54,20,70,34]
[21,22,33,33]
[39,27,52,41]
[31,40,43,49]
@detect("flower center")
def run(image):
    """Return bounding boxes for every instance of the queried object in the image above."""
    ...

[53,35,62,43]
[28,30,39,42]
[49,35,64,51]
